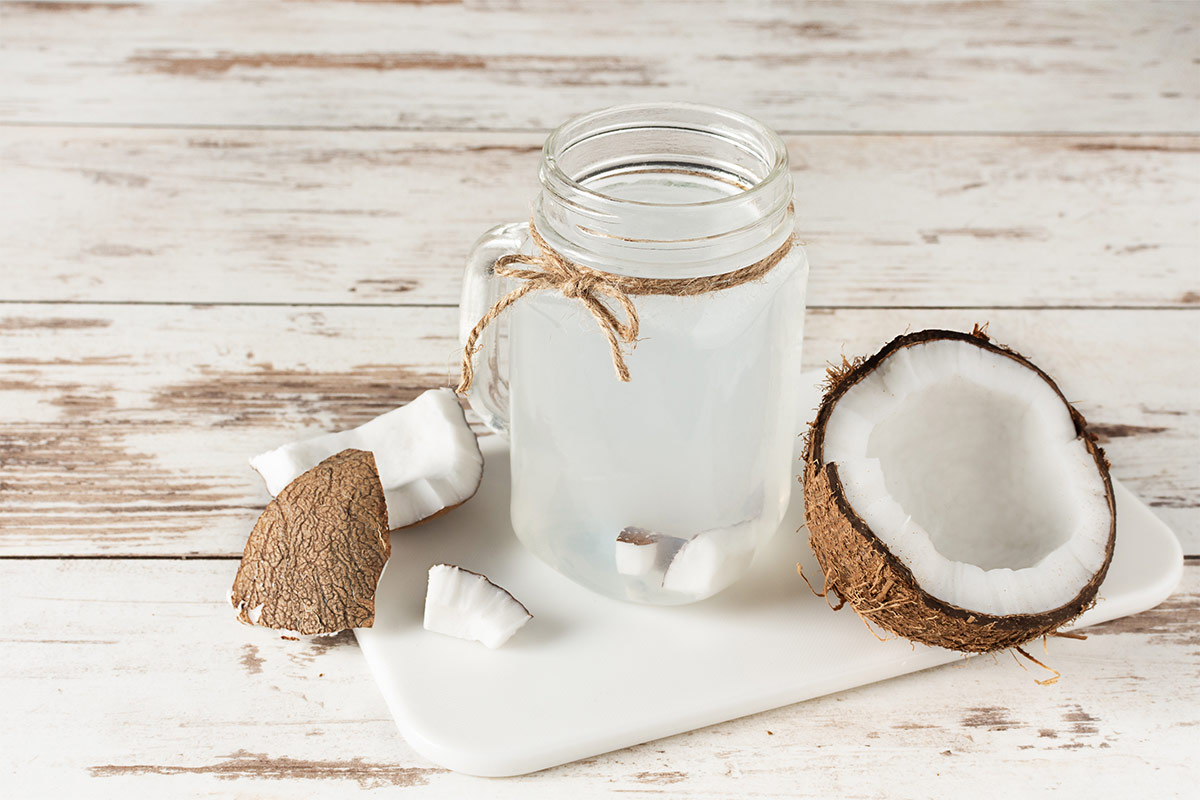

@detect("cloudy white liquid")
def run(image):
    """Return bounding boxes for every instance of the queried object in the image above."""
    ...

[507,170,807,604]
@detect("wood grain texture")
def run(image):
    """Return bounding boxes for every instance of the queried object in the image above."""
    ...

[1,558,1196,798]
[2,2,1197,794]
[3,128,1198,307]
[1,0,1196,132]
[0,303,1195,556]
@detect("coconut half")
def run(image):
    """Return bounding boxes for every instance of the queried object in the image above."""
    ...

[251,388,483,531]
[803,328,1115,653]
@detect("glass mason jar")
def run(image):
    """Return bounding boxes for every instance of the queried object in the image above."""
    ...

[459,103,808,605]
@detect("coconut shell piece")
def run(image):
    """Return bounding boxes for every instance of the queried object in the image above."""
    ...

[231,448,390,637]
[802,328,1116,654]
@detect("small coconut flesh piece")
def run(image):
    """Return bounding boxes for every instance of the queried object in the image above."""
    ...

[804,329,1115,653]
[661,523,756,599]
[250,388,483,531]
[231,449,390,637]
[615,527,686,577]
[424,564,532,649]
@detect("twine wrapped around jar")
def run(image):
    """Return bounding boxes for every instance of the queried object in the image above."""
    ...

[457,214,796,394]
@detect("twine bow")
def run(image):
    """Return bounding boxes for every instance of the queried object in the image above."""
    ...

[457,221,641,393]
[457,215,796,394]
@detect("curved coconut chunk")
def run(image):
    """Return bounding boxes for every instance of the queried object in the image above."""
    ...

[615,528,686,577]
[250,388,483,530]
[423,564,531,649]
[661,523,756,599]
[820,334,1112,620]
[391,474,472,528]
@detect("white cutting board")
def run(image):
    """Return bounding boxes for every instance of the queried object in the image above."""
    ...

[356,370,1183,777]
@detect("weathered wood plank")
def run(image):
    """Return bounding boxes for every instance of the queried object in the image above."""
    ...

[1,558,1196,798]
[0,1,1196,132]
[0,304,1195,555]
[2,128,1197,307]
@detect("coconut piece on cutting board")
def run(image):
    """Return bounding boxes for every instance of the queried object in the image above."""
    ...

[230,448,390,637]
[803,328,1116,654]
[250,388,483,530]
[424,564,532,649]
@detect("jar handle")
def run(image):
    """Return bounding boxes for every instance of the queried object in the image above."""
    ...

[457,222,527,437]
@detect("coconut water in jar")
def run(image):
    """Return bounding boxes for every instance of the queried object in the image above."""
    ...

[460,104,808,605]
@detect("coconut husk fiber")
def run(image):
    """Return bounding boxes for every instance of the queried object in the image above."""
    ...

[802,328,1116,654]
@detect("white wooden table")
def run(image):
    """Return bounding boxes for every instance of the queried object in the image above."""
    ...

[2,1,1197,797]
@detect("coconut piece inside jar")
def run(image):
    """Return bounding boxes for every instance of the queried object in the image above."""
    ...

[615,527,686,577]
[661,522,757,599]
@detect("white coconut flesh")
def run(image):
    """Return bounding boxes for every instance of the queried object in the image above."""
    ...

[250,388,483,530]
[661,524,756,598]
[820,339,1111,617]
[424,564,532,649]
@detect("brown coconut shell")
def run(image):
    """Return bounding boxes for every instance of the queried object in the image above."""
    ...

[802,328,1116,653]
[231,448,390,637]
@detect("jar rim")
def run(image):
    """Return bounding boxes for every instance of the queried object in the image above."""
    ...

[540,102,790,213]
[533,102,796,279]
